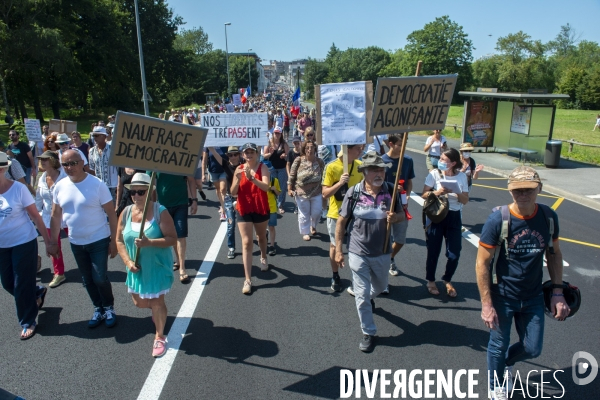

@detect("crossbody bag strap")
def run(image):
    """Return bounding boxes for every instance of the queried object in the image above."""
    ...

[491,205,510,285]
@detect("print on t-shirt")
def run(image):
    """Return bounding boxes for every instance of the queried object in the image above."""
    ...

[0,198,13,218]
[508,228,545,254]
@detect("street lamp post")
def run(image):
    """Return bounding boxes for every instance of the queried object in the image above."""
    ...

[247,48,252,96]
[224,22,231,102]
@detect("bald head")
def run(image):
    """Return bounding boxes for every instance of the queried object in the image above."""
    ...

[61,149,82,162]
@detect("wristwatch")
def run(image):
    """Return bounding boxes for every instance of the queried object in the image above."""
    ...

[188,198,198,206]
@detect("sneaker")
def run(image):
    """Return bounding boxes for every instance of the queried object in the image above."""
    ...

[49,274,66,288]
[219,212,227,221]
[504,366,514,393]
[152,338,168,358]
[331,275,343,292]
[227,248,235,259]
[381,285,389,295]
[103,306,117,328]
[490,387,508,400]
[88,307,105,329]
[268,245,276,256]
[359,334,375,352]
[242,280,252,295]
[260,257,268,271]
[389,260,399,276]
[347,285,355,296]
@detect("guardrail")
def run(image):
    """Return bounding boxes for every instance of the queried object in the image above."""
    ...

[558,138,600,153]
[445,124,462,133]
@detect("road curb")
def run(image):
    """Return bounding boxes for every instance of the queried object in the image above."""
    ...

[405,146,600,212]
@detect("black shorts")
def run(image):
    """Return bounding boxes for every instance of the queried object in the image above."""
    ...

[167,204,188,238]
[236,211,269,224]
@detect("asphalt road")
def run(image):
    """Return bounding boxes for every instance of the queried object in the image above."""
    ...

[1,150,599,400]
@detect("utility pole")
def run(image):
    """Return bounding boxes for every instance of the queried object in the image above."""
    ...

[225,22,232,101]
[134,0,151,116]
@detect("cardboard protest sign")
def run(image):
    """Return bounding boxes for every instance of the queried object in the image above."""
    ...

[199,112,269,147]
[109,111,207,176]
[315,81,372,145]
[49,119,77,135]
[226,104,235,113]
[24,119,42,141]
[371,74,457,135]
[232,94,242,106]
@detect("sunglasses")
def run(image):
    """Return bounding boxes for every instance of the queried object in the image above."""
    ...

[511,188,536,196]
[58,142,70,145]
[129,189,147,196]
[61,161,79,167]
[306,134,314,137]
[227,153,240,157]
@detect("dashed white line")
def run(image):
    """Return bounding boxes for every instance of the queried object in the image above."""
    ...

[137,222,227,400]
[586,194,600,199]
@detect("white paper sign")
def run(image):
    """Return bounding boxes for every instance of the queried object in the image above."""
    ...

[199,113,269,146]
[320,82,367,145]
[510,104,531,135]
[226,104,235,113]
[233,94,242,106]
[24,118,42,141]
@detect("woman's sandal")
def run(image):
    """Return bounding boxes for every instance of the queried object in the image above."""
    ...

[20,325,36,340]
[445,282,458,298]
[173,263,179,271]
[179,274,190,284]
[310,227,317,236]
[302,235,311,241]
[426,282,440,296]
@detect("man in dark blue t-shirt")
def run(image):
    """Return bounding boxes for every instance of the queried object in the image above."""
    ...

[476,166,570,399]
[203,146,229,221]
[381,133,415,280]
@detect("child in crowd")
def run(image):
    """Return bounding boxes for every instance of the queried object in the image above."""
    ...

[265,162,281,256]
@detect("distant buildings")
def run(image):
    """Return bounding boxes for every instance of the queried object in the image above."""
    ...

[229,52,267,93]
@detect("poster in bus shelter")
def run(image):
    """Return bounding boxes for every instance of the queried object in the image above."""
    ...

[462,100,497,147]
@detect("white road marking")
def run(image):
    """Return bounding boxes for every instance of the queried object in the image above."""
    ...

[137,222,227,400]
[586,194,600,199]
[410,192,569,267]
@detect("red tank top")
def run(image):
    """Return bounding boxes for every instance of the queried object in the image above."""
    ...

[236,163,270,216]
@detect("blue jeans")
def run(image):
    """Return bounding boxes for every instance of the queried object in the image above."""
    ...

[425,210,462,282]
[0,239,45,329]
[487,293,545,388]
[24,167,32,185]
[270,167,288,209]
[70,237,114,308]
[224,195,236,249]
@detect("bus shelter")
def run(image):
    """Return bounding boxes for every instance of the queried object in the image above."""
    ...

[458,91,569,162]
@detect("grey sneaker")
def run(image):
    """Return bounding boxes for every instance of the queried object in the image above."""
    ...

[347,285,355,296]
[331,276,343,292]
[490,387,508,400]
[359,334,374,352]
[389,260,399,276]
[227,248,235,259]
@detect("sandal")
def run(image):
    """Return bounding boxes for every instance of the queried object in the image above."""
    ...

[37,287,48,310]
[310,227,317,236]
[445,282,458,298]
[426,282,440,296]
[302,235,311,241]
[179,274,190,284]
[260,257,268,272]
[278,208,285,214]
[173,263,179,271]
[20,325,36,340]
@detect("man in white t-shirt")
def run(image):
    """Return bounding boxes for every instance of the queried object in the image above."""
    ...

[49,150,119,329]
[88,127,118,202]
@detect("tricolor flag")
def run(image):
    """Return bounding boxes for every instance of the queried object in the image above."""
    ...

[241,86,250,103]
[291,87,301,115]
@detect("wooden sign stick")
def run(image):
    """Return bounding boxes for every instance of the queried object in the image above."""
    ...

[342,145,349,174]
[383,60,422,252]
[134,170,157,268]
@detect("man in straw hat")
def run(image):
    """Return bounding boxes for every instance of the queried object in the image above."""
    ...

[476,166,569,399]
[335,151,404,352]
[49,150,119,329]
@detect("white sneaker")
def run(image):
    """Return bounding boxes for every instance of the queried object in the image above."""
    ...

[347,286,355,296]
[504,366,513,393]
[490,387,507,400]
[389,260,399,276]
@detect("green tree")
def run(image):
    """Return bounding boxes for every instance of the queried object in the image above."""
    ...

[228,55,259,97]
[174,26,212,55]
[303,58,328,99]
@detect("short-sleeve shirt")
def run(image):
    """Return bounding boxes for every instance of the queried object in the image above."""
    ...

[479,204,560,300]
[0,182,37,247]
[322,158,363,219]
[204,147,228,174]
[88,144,118,188]
[424,169,469,211]
[339,181,400,257]
[382,154,416,185]
[153,173,188,208]
[4,158,25,181]
[366,135,388,153]
[53,174,112,245]
[287,149,300,167]
[7,142,32,168]
[425,135,447,157]
[267,178,281,213]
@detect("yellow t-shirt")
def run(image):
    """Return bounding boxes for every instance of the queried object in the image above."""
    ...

[322,158,363,219]
[267,177,280,214]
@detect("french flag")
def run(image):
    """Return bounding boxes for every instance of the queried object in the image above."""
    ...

[242,85,250,103]
[291,87,301,114]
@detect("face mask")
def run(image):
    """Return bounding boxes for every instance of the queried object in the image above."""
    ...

[438,161,449,171]
[462,152,471,158]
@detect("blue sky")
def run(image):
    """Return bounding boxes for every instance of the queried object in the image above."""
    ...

[166,0,600,63]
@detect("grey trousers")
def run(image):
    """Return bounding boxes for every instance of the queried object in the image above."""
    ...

[349,252,389,336]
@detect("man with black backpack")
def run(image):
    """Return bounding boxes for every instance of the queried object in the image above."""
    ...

[475,166,570,400]
[335,151,404,352]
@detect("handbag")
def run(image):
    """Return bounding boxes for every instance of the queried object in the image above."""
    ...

[334,161,355,201]
[422,170,449,229]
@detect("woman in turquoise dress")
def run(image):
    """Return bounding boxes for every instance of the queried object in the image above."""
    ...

[116,173,177,358]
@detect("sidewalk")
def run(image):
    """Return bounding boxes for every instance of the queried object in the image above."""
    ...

[406,135,600,211]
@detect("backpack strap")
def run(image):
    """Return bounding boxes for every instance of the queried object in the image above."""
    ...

[537,204,555,255]
[491,205,510,285]
[344,183,362,230]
